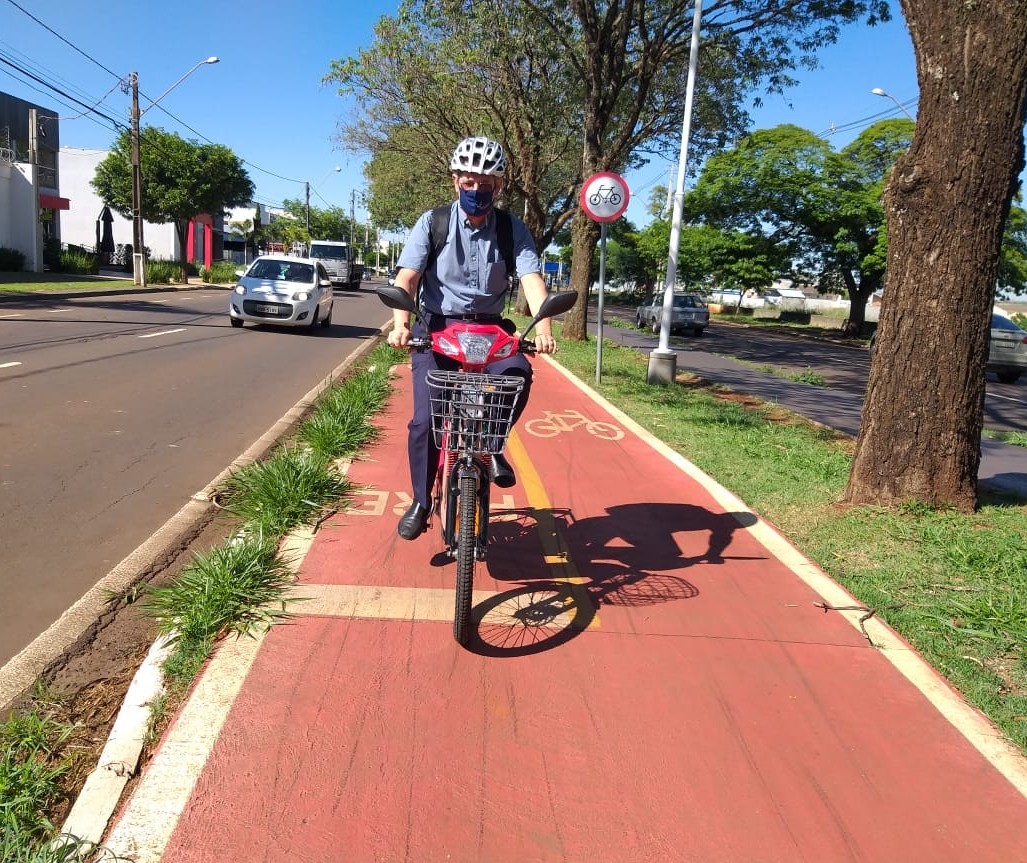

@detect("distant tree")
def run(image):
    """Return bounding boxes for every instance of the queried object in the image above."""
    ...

[997,199,1027,295]
[92,127,253,279]
[687,120,913,334]
[635,220,786,296]
[845,0,1027,512]
[229,217,257,263]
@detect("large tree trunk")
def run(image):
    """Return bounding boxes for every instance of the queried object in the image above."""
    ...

[845,0,1027,511]
[841,271,877,336]
[562,212,601,340]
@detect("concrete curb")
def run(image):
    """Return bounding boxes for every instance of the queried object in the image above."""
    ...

[55,634,172,852]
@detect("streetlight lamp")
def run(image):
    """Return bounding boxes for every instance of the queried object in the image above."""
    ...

[130,56,219,286]
[871,87,916,121]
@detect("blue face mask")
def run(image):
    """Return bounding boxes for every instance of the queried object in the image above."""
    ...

[459,186,494,217]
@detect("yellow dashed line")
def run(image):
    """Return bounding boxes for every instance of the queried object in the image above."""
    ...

[507,427,598,625]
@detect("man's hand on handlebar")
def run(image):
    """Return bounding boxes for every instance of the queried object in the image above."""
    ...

[388,321,411,349]
[533,333,558,355]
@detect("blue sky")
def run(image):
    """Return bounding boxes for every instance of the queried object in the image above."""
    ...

[1,0,924,237]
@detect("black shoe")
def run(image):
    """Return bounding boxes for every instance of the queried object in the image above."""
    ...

[491,453,516,488]
[398,501,429,540]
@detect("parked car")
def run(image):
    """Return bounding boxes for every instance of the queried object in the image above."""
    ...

[988,313,1027,383]
[869,312,1027,383]
[229,256,334,331]
[636,292,709,336]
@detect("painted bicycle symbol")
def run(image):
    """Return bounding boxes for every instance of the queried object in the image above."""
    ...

[588,185,623,207]
[524,409,623,440]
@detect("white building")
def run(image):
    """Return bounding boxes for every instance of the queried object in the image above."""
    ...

[60,147,178,261]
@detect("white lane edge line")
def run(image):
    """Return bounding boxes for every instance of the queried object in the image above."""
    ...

[540,354,1027,798]
[0,313,23,318]
[0,361,22,369]
[138,328,187,339]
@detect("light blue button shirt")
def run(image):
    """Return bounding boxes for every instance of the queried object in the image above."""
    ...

[397,202,541,316]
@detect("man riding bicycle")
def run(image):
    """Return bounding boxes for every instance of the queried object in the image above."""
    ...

[387,135,558,540]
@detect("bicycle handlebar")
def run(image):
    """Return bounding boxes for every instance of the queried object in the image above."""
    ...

[402,336,539,355]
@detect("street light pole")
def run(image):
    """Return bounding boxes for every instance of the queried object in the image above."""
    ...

[129,57,219,287]
[647,0,703,384]
[871,87,916,121]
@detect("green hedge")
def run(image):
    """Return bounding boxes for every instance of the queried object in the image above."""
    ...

[201,261,242,284]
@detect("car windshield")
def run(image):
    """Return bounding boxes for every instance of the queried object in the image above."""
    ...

[248,260,314,283]
[309,245,348,261]
[672,295,703,309]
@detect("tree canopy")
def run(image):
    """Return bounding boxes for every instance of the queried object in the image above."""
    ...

[326,0,889,336]
[92,127,253,274]
[685,120,913,332]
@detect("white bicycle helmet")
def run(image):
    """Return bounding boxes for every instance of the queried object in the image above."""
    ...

[449,136,506,176]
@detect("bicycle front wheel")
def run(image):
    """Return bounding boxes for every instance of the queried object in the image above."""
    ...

[454,472,478,645]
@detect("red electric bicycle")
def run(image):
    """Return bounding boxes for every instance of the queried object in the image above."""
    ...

[376,286,577,644]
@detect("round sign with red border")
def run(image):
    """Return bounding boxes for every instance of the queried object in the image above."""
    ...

[580,171,630,222]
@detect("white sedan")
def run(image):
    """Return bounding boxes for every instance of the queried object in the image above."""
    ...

[229,256,334,331]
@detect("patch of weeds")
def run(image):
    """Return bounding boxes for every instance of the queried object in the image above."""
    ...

[988,430,1027,448]
[219,447,349,538]
[144,537,293,659]
[788,368,826,386]
[0,705,73,861]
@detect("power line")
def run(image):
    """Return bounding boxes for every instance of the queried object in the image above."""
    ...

[3,0,121,81]
[4,1,305,189]
[0,51,123,129]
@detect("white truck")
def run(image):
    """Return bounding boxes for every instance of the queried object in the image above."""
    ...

[308,240,363,290]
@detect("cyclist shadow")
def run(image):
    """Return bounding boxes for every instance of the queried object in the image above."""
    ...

[469,502,761,657]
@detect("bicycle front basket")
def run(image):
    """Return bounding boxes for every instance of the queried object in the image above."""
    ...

[426,370,525,454]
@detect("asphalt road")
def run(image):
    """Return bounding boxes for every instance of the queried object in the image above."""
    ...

[597,305,1027,434]
[0,282,388,665]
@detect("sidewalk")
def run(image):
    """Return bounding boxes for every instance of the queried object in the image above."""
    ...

[100,357,1027,862]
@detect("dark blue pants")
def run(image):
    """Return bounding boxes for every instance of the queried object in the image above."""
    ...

[407,320,532,508]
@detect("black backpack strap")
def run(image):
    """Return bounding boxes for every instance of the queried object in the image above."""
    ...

[495,208,516,281]
[425,204,451,270]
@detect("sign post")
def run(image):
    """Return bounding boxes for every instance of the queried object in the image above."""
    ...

[580,172,630,385]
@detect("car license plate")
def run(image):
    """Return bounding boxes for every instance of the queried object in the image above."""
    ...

[257,304,279,314]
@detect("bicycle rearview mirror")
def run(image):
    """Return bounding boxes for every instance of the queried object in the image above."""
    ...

[375,286,425,327]
[523,290,578,338]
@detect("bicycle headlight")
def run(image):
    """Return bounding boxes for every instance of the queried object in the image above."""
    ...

[457,332,496,364]
[437,334,462,357]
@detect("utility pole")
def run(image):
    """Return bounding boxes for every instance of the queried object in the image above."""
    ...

[305,181,310,234]
[27,108,43,273]
[130,72,146,286]
[349,189,355,250]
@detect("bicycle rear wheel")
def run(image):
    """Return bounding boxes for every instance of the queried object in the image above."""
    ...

[454,473,477,644]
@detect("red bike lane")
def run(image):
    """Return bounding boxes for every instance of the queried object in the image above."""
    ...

[104,357,1027,862]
